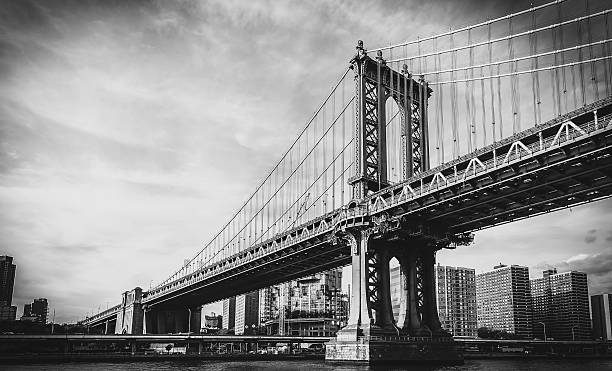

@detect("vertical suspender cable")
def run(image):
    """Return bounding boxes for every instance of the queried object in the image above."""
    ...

[464,68,472,153]
[408,66,414,177]
[552,5,561,117]
[267,177,270,240]
[341,75,346,206]
[497,63,503,139]
[437,40,445,163]
[450,32,459,158]
[530,6,539,126]
[465,29,473,153]
[377,54,382,192]
[289,145,294,228]
[331,86,336,210]
[404,43,411,175]
[571,64,578,110]
[254,187,258,242]
[433,37,441,166]
[421,46,429,168]
[313,113,317,218]
[488,22,497,142]
[558,2,568,114]
[480,67,487,148]
[390,48,394,181]
[509,17,518,133]
[469,28,477,150]
[604,11,611,97]
[322,100,327,214]
[577,15,586,106]
[585,0,598,101]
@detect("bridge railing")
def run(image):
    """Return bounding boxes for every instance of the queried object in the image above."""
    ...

[145,98,611,302]
[366,97,612,215]
[360,335,455,343]
[81,304,121,325]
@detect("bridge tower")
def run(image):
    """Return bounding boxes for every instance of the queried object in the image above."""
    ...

[115,287,143,335]
[326,41,463,364]
[348,40,430,198]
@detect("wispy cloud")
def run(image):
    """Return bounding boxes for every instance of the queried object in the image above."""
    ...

[1,0,610,323]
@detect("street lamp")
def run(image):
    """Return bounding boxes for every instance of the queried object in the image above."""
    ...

[571,326,578,341]
[537,321,547,341]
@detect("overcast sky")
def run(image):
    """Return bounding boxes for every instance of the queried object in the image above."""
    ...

[1,0,611,323]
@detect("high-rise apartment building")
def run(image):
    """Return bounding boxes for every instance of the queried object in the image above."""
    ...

[476,264,532,338]
[0,256,17,321]
[235,291,259,335]
[0,255,17,321]
[21,298,48,324]
[592,293,612,340]
[259,268,347,336]
[435,264,477,337]
[531,269,590,340]
[222,296,236,331]
[531,268,555,339]
[0,256,16,306]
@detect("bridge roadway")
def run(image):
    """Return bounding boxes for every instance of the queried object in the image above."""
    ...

[0,334,329,344]
[1,334,608,350]
[85,97,612,326]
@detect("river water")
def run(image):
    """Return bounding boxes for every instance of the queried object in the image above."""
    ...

[1,359,611,371]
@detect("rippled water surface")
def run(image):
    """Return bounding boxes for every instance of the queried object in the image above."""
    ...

[1,359,611,371]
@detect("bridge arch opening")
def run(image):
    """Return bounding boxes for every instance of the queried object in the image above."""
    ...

[389,256,404,328]
[385,95,404,184]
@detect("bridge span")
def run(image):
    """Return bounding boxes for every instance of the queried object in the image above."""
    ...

[83,0,612,363]
[84,96,612,339]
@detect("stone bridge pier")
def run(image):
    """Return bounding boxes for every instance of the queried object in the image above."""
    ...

[325,217,470,364]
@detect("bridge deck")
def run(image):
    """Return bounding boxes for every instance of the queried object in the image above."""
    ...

[84,97,612,324]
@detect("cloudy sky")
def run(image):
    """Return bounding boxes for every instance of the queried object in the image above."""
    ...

[1,0,611,323]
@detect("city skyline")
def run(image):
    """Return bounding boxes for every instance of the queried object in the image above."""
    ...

[0,0,611,324]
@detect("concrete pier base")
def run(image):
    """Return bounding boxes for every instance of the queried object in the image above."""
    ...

[325,336,463,364]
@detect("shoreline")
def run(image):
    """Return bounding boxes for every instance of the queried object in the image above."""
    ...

[0,353,325,364]
[1,352,612,364]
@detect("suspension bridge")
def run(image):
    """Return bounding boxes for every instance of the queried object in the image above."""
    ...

[82,0,612,363]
